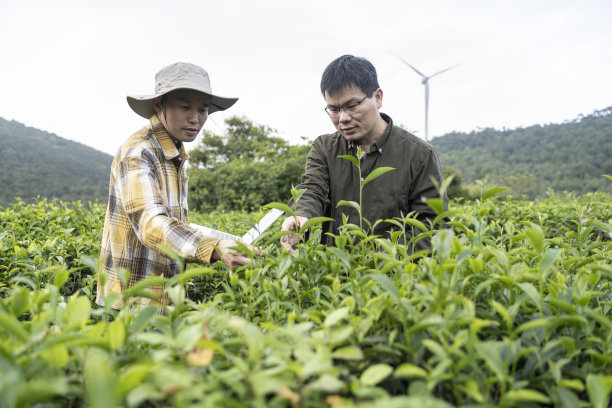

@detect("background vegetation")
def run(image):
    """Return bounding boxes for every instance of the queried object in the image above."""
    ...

[0,117,113,206]
[1,106,611,209]
[430,107,612,198]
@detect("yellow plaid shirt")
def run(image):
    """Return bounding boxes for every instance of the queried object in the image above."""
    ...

[96,114,219,309]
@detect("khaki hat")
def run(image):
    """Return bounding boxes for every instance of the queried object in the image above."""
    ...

[127,62,238,118]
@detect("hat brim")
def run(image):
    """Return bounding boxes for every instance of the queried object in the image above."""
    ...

[127,90,238,119]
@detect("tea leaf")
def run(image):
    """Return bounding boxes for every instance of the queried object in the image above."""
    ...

[108,319,126,350]
[324,307,349,327]
[482,186,508,201]
[586,374,612,408]
[337,154,359,167]
[360,364,393,386]
[517,282,540,305]
[336,200,360,213]
[264,202,296,216]
[370,273,400,300]
[362,166,395,186]
[540,248,561,273]
[500,389,551,404]
[332,345,364,360]
[300,216,335,232]
[395,363,427,378]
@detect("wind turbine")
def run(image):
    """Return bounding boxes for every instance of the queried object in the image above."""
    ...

[394,53,460,141]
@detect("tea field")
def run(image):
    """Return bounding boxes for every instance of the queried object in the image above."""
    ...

[0,190,611,407]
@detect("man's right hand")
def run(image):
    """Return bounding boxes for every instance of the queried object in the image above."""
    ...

[213,239,258,269]
[280,216,308,254]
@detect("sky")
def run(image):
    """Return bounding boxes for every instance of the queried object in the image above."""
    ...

[1,0,611,155]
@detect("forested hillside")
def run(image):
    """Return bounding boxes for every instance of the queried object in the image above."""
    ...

[0,117,113,206]
[430,107,612,197]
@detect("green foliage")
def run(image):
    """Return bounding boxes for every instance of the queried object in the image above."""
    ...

[0,117,113,206]
[1,192,611,407]
[0,198,106,299]
[188,116,310,212]
[431,107,612,198]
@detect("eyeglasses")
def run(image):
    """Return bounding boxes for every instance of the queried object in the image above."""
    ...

[324,95,368,118]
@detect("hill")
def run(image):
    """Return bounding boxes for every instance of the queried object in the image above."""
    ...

[430,107,612,198]
[0,117,113,206]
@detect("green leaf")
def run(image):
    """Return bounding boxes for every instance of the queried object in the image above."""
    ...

[525,227,544,253]
[336,200,360,212]
[41,345,69,369]
[517,282,540,305]
[362,166,395,186]
[307,373,345,393]
[370,273,400,300]
[63,296,91,328]
[426,198,446,215]
[500,389,551,404]
[0,311,29,342]
[53,268,71,289]
[337,154,359,166]
[540,248,561,273]
[482,186,508,200]
[16,379,70,407]
[324,307,349,327]
[514,318,549,334]
[400,217,429,233]
[84,348,119,408]
[108,319,126,350]
[300,217,335,232]
[264,202,295,216]
[332,345,363,360]
[360,363,393,386]
[586,374,612,408]
[395,363,427,378]
[9,286,30,316]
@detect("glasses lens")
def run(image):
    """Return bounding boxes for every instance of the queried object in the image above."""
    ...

[325,107,340,117]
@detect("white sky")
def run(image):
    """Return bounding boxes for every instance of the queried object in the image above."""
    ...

[1,0,611,155]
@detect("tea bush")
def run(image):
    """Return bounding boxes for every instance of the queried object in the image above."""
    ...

[0,191,611,407]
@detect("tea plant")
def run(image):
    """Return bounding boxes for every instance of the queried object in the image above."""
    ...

[0,191,611,407]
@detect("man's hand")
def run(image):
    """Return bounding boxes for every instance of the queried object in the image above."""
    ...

[213,239,258,269]
[280,216,308,254]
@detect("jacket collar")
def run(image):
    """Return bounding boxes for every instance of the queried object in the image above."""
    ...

[348,112,393,154]
[149,114,188,161]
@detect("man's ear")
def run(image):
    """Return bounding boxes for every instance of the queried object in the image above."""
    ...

[153,97,162,114]
[374,88,383,109]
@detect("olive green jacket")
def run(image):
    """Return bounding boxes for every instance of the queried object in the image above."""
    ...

[291,113,447,250]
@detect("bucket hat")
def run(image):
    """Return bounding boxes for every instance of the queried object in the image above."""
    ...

[127,62,238,118]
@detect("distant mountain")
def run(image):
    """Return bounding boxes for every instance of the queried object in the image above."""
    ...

[430,107,612,198]
[0,117,113,206]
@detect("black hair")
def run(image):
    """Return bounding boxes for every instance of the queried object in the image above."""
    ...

[320,55,380,97]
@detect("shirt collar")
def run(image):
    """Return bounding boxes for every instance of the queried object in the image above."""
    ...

[348,113,393,154]
[149,114,189,161]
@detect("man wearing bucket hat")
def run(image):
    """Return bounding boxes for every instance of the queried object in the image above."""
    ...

[96,62,254,310]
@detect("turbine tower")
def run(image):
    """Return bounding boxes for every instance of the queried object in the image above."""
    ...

[394,53,460,141]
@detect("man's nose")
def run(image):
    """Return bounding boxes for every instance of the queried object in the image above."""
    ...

[187,109,200,123]
[338,109,352,122]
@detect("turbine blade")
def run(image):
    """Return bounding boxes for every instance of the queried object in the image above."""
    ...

[391,52,427,78]
[429,64,462,79]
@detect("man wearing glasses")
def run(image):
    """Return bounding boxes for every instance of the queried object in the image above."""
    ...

[280,55,447,253]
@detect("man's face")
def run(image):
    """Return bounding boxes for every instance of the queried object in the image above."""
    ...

[154,89,211,144]
[324,85,383,146]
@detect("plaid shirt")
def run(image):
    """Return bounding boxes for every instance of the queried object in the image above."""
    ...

[96,114,218,309]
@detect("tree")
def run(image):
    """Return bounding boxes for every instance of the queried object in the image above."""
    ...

[190,116,290,168]
[188,116,309,212]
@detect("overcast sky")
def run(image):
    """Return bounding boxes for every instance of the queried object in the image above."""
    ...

[1,0,611,155]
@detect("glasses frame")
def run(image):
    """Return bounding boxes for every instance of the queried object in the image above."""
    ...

[324,95,368,118]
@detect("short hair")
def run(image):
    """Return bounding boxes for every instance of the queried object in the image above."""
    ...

[320,55,380,97]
